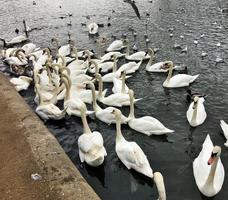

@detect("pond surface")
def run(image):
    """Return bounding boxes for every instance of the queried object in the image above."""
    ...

[1,0,228,199]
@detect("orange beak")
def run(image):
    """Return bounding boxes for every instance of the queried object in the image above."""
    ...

[207,157,214,165]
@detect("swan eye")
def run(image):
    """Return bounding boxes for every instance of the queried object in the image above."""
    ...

[211,152,217,157]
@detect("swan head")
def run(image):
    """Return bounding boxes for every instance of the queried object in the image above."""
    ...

[208,146,221,165]
[110,54,117,61]
[192,96,199,109]
[128,89,134,98]
[43,48,51,57]
[95,73,102,80]
[146,48,155,56]
[161,61,173,70]
[111,108,121,119]
[123,38,129,45]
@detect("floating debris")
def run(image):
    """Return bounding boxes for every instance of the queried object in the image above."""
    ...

[200,34,205,38]
[144,33,148,38]
[32,1,36,5]
[216,42,221,47]
[174,42,182,49]
[215,56,224,63]
[180,35,184,39]
[31,173,42,181]
[169,33,173,37]
[201,51,208,57]
[181,45,188,53]
[168,27,174,32]
[194,40,198,45]
[146,38,150,43]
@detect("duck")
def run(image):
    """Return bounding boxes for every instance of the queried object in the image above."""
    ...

[78,104,107,167]
[106,39,125,52]
[113,108,153,177]
[127,90,174,135]
[186,89,207,102]
[88,23,99,34]
[10,76,33,92]
[112,71,129,94]
[0,35,28,47]
[193,134,225,197]
[162,61,199,88]
[35,83,67,121]
[123,39,150,61]
[86,82,128,124]
[186,96,207,127]
[220,120,228,147]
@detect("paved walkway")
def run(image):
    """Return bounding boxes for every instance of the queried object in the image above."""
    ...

[0,73,100,200]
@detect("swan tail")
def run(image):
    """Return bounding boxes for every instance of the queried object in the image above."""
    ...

[86,110,95,115]
[191,74,199,82]
[224,142,228,147]
[134,98,143,103]
[220,120,228,138]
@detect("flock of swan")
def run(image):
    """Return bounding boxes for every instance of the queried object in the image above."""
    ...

[1,30,228,199]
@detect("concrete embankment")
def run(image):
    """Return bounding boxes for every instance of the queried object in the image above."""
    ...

[0,73,101,200]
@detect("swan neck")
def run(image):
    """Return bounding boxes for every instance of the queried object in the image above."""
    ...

[126,44,130,56]
[203,157,219,189]
[121,74,126,93]
[129,94,135,119]
[148,53,154,66]
[154,178,166,200]
[98,76,103,97]
[81,108,92,134]
[72,47,78,60]
[36,85,44,105]
[191,102,198,124]
[64,80,70,101]
[166,67,173,82]
[116,115,124,142]
[90,84,99,112]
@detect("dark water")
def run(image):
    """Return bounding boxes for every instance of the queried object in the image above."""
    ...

[1,0,228,199]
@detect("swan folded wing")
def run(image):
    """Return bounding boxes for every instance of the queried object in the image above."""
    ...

[117,141,148,169]
[133,117,166,133]
[193,135,213,187]
[214,159,225,191]
[78,133,104,154]
[169,74,197,87]
[97,107,116,123]
[220,120,228,139]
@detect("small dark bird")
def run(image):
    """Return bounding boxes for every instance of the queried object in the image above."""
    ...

[178,66,188,74]
[112,9,115,13]
[15,28,19,35]
[59,5,62,8]
[146,13,150,16]
[81,22,86,26]
[98,23,104,27]
[108,16,111,20]
[107,23,111,27]
[32,1,36,5]
[186,89,207,102]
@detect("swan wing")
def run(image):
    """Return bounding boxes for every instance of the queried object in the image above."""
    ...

[220,120,228,141]
[107,40,123,51]
[169,74,199,87]
[193,134,213,188]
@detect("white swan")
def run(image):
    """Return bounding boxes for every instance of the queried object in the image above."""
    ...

[88,23,99,34]
[78,104,107,167]
[22,43,37,55]
[100,51,125,63]
[35,83,67,121]
[186,96,207,127]
[193,134,225,197]
[220,120,228,147]
[117,59,142,74]
[112,71,129,94]
[4,49,28,66]
[123,39,150,61]
[88,59,116,74]
[106,39,125,52]
[113,108,153,177]
[162,61,199,88]
[87,82,128,124]
[10,76,32,92]
[0,35,28,47]
[127,90,174,135]
[61,76,94,117]
[153,172,167,200]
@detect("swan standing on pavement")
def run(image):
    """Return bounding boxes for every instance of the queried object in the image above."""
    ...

[186,96,207,127]
[220,120,228,147]
[127,90,174,135]
[113,108,153,177]
[123,39,150,61]
[163,61,199,88]
[78,104,107,167]
[193,134,225,197]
